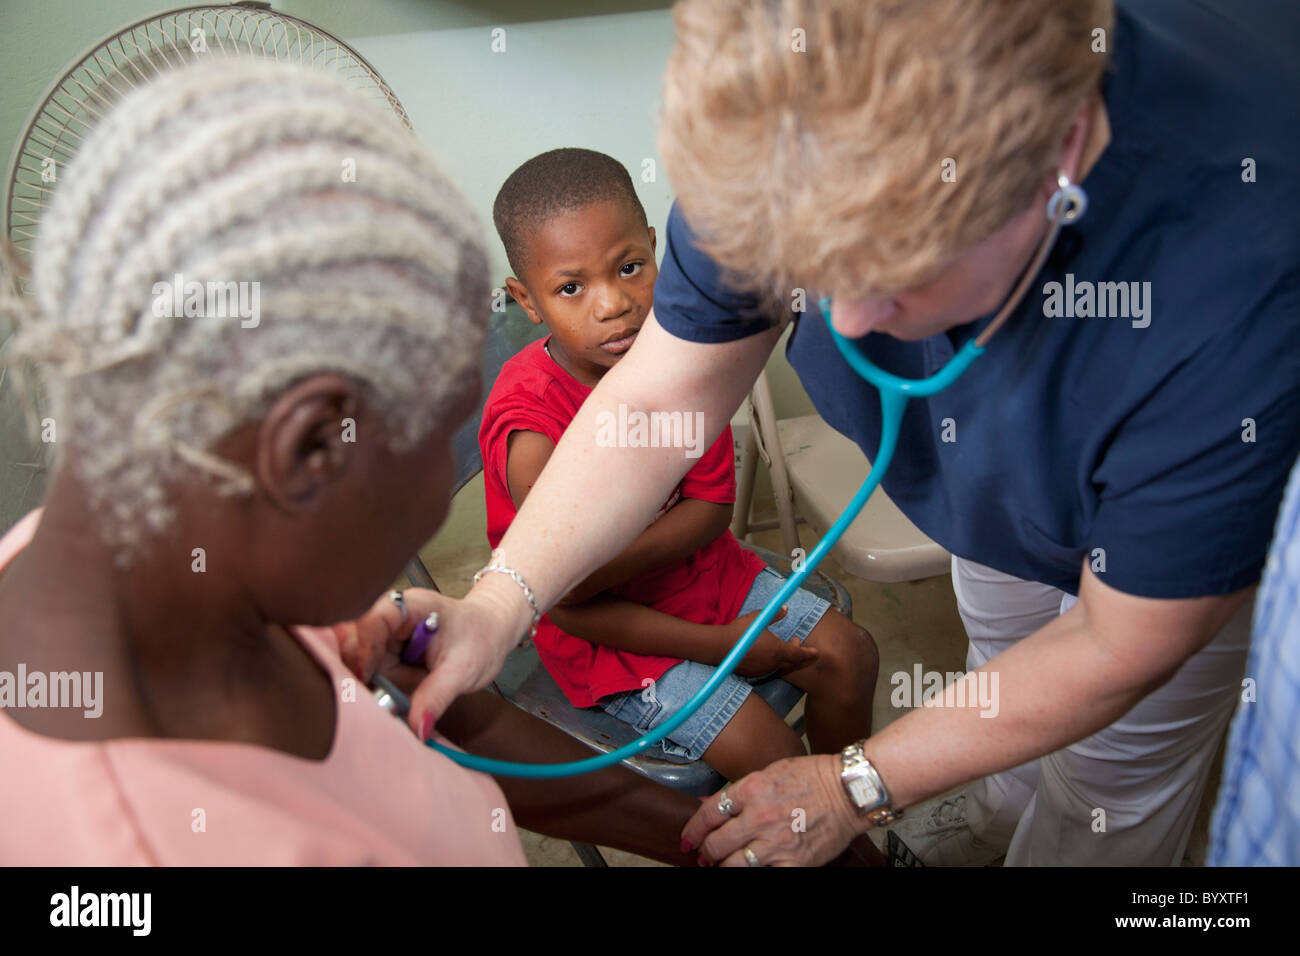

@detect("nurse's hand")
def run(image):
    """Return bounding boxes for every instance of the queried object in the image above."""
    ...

[682,754,865,867]
[401,575,534,740]
[334,587,518,734]
[335,588,437,685]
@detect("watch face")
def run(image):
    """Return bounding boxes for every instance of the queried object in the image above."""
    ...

[849,775,881,807]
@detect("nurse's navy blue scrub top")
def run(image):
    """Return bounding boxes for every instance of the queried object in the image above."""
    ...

[653,0,1300,599]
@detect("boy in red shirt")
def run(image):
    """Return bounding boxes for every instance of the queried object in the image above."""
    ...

[480,148,878,781]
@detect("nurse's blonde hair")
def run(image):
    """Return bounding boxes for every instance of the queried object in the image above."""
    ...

[660,0,1113,302]
[1,60,488,557]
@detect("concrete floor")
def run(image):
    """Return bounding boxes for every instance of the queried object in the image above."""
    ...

[409,470,1222,867]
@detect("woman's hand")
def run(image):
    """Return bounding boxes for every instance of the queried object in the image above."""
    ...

[335,583,526,740]
[682,754,865,867]
[333,589,429,686]
[721,607,819,678]
[403,574,533,739]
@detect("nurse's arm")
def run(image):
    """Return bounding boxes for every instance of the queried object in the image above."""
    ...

[857,564,1255,816]
[685,565,1255,861]
[404,315,783,732]
[506,429,733,604]
[479,313,785,650]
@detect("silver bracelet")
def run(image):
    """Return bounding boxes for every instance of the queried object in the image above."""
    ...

[473,548,541,639]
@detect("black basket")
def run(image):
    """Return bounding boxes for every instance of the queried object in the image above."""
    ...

[886,829,925,867]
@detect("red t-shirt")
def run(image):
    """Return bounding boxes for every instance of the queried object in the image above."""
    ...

[479,337,767,708]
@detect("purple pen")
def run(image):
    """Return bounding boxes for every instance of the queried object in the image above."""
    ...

[401,611,440,665]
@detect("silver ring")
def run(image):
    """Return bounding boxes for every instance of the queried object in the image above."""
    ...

[718,790,736,816]
[743,846,761,867]
[388,590,408,625]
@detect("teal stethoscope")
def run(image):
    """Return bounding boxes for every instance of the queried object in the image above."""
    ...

[417,171,1088,778]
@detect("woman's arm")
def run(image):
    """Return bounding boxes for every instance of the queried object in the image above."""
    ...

[499,313,782,610]
[560,499,732,603]
[860,567,1255,811]
[681,565,1256,865]
[406,314,783,731]
[507,430,733,603]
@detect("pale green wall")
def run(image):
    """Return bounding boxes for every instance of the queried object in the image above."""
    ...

[349,11,677,288]
[0,0,674,194]
[0,0,813,532]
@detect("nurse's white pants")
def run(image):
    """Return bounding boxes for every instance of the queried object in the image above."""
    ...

[952,555,1252,866]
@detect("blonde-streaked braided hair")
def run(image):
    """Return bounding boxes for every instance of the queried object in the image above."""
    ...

[1,59,488,559]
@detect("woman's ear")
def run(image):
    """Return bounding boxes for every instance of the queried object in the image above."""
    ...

[1048,94,1105,201]
[255,373,362,513]
[505,276,544,326]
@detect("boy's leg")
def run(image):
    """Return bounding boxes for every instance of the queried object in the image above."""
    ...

[780,609,878,753]
[698,693,807,781]
[438,689,701,866]
[739,568,878,753]
[605,660,807,781]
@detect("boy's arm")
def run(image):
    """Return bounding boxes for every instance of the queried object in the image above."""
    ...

[563,498,731,604]
[506,430,731,604]
[546,595,726,663]
[549,596,813,678]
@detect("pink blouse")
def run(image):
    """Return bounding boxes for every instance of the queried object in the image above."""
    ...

[0,510,526,865]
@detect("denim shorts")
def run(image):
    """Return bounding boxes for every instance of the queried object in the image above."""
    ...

[598,567,831,760]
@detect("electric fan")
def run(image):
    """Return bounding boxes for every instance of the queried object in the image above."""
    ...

[0,1,414,528]
[4,1,411,268]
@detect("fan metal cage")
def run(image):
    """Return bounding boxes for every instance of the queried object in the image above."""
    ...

[4,1,411,267]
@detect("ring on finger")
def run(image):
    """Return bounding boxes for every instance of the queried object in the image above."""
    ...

[718,789,736,816]
[743,846,761,867]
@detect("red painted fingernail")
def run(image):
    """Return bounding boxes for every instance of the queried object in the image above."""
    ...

[697,855,712,867]
[420,711,434,741]
[680,839,695,853]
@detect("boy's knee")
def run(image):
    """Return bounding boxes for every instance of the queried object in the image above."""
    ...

[809,611,878,685]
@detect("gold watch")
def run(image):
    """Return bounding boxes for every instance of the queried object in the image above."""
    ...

[840,742,901,826]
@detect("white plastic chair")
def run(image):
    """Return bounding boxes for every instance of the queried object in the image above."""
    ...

[734,370,950,584]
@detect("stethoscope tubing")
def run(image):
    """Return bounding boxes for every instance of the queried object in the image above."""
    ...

[422,331,973,778]
[421,172,1085,778]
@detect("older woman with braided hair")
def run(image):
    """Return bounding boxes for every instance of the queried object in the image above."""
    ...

[0,60,703,866]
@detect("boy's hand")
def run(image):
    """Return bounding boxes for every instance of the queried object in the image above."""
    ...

[723,607,819,678]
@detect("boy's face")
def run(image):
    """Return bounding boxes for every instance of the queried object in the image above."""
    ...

[507,199,657,387]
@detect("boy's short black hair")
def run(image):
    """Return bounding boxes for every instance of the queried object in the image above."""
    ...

[493,148,648,277]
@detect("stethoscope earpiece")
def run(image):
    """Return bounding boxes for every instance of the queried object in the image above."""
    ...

[1047,170,1088,224]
